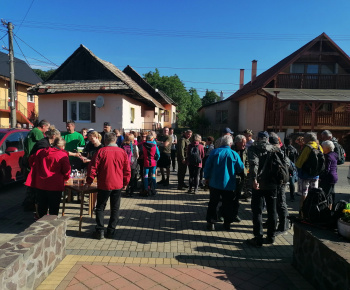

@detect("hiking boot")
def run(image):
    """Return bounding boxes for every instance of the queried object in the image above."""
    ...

[245,237,262,248]
[92,230,104,240]
[105,229,115,239]
[193,189,198,194]
[264,236,275,244]
[206,222,215,231]
[157,179,165,185]
[163,179,169,186]
[182,184,189,188]
[223,223,231,231]
[187,189,192,194]
[232,216,241,223]
[177,186,183,190]
[275,230,288,236]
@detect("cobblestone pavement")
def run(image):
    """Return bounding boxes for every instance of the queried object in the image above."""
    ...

[32,168,315,290]
[8,162,350,289]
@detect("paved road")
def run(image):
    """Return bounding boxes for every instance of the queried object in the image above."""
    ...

[2,162,350,289]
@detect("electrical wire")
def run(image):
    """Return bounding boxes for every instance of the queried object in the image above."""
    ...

[14,34,58,67]
[16,0,35,33]
[13,36,30,66]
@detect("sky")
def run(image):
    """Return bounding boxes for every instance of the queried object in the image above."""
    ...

[2,0,350,99]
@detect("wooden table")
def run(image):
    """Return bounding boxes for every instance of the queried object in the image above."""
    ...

[62,179,98,233]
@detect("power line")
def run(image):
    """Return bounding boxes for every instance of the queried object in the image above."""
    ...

[10,20,350,41]
[13,34,58,67]
[16,0,35,33]
[13,35,30,66]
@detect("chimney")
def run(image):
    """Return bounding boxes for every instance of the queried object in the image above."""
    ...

[220,91,224,100]
[251,60,257,83]
[239,69,244,89]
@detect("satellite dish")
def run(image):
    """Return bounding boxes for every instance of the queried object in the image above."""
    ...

[95,96,104,108]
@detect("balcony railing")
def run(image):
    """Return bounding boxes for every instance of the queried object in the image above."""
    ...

[0,100,35,118]
[276,74,350,89]
[266,111,350,127]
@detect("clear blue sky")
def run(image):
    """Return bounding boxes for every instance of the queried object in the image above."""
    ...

[2,0,350,99]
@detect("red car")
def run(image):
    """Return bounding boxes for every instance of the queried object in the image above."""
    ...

[0,128,29,186]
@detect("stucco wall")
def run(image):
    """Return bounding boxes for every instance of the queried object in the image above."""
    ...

[238,94,266,137]
[122,97,143,131]
[39,93,126,131]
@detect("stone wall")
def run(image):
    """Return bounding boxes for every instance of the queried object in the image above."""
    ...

[0,215,69,289]
[293,222,350,290]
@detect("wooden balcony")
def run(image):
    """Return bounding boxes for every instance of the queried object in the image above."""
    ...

[266,111,350,128]
[276,74,350,89]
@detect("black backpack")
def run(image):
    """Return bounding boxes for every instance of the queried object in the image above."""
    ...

[302,188,331,223]
[188,145,201,165]
[301,145,325,177]
[333,141,346,165]
[258,150,290,185]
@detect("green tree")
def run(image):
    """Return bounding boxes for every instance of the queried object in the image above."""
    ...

[33,69,55,82]
[144,69,194,127]
[201,90,221,106]
[187,88,202,125]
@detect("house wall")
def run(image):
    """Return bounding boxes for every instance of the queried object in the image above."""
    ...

[39,93,124,132]
[163,104,176,128]
[0,79,38,127]
[122,97,143,131]
[199,100,238,132]
[238,94,266,137]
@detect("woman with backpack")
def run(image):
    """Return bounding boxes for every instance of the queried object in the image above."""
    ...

[121,133,139,197]
[186,134,205,194]
[320,140,338,210]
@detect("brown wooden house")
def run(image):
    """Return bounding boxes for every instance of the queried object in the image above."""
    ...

[200,33,350,147]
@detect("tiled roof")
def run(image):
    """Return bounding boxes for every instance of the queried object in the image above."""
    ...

[0,51,42,85]
[227,32,350,101]
[123,65,177,105]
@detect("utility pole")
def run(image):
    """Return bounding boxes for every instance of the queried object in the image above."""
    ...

[2,20,16,128]
[8,22,16,128]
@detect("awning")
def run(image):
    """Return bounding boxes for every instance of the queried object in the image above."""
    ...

[263,88,350,102]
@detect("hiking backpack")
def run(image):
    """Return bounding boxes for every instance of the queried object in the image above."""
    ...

[302,187,331,223]
[301,145,325,177]
[188,145,201,165]
[258,150,290,185]
[333,141,346,165]
[121,144,135,166]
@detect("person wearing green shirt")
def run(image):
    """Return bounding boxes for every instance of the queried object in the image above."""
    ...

[61,120,85,170]
[24,120,50,160]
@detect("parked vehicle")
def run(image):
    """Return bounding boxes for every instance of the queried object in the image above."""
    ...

[0,129,29,186]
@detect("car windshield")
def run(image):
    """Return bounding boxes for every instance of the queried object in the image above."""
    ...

[0,133,5,142]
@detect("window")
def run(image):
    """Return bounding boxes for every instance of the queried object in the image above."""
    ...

[321,64,335,74]
[27,94,34,103]
[307,64,318,74]
[291,63,319,74]
[320,103,332,112]
[164,110,170,122]
[130,107,135,124]
[5,132,24,151]
[291,63,304,74]
[215,110,228,124]
[68,101,91,122]
[288,102,299,111]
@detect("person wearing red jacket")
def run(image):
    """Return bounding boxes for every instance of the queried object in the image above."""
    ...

[25,137,71,218]
[85,132,131,239]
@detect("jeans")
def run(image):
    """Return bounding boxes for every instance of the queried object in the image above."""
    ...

[251,188,277,240]
[36,189,62,218]
[188,165,201,191]
[144,166,156,193]
[276,185,289,231]
[206,187,236,224]
[95,189,122,232]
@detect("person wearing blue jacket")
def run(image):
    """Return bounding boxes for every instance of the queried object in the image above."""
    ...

[204,135,244,231]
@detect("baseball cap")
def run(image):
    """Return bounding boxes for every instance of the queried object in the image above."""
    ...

[223,127,234,135]
[104,122,111,126]
[258,131,269,139]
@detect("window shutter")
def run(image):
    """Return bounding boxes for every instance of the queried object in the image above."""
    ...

[63,100,67,122]
[91,100,96,123]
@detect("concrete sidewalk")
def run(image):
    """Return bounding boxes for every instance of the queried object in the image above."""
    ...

[32,169,314,290]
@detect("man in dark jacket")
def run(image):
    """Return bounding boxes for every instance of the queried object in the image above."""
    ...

[177,130,192,190]
[246,131,283,247]
[232,135,249,222]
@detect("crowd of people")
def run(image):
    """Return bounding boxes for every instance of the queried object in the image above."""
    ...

[22,119,344,244]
